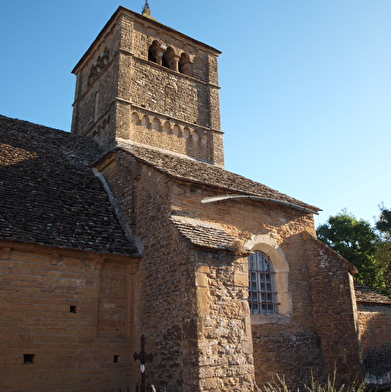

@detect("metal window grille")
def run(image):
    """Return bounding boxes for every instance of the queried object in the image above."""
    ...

[248,251,277,314]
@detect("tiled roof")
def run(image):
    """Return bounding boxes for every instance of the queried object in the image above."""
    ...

[170,215,237,252]
[118,141,320,213]
[354,282,391,305]
[0,115,137,256]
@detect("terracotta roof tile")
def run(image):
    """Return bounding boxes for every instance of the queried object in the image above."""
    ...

[0,115,137,256]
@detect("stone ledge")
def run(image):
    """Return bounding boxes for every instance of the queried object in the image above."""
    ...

[251,314,290,325]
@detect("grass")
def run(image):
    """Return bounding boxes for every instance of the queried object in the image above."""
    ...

[255,369,367,392]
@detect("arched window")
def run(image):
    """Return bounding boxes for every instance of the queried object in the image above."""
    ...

[88,48,110,86]
[148,40,159,63]
[248,251,277,315]
[179,52,192,76]
[162,47,175,70]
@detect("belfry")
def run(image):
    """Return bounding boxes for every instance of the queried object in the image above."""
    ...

[71,5,224,166]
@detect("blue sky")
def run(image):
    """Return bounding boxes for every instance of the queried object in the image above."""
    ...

[1,1,390,227]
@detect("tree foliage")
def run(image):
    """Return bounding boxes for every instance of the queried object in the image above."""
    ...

[376,205,391,240]
[317,210,388,294]
[375,205,391,289]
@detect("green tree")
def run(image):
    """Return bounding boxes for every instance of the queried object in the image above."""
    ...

[376,205,391,240]
[375,205,391,289]
[317,210,387,294]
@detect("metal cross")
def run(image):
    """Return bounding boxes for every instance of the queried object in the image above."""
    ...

[133,335,153,392]
[143,1,150,11]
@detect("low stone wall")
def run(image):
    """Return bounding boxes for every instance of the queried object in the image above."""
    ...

[358,303,391,389]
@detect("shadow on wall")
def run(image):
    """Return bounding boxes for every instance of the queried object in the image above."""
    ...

[362,344,391,389]
[359,307,391,391]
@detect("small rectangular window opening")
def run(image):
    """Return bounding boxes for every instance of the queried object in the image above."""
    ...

[113,355,120,363]
[70,305,77,313]
[24,354,35,364]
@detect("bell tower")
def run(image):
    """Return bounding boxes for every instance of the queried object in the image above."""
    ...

[71,6,224,166]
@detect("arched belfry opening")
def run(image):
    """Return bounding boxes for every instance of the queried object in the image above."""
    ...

[71,6,223,165]
[162,47,175,70]
[179,52,192,76]
[148,40,159,63]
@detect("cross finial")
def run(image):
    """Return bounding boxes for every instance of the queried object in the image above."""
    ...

[142,1,150,11]
[141,1,156,20]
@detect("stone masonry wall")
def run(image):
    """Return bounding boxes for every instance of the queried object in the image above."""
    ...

[169,180,361,388]
[0,245,135,392]
[97,151,257,391]
[72,18,120,140]
[303,235,362,383]
[115,13,223,165]
[130,60,210,127]
[131,158,200,391]
[194,250,255,391]
[250,232,325,388]
[72,8,223,165]
[116,53,218,163]
[358,303,391,386]
[170,181,322,388]
[127,106,213,162]
[130,17,218,85]
[97,151,201,391]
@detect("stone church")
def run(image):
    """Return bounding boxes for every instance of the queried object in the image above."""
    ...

[1,5,391,392]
